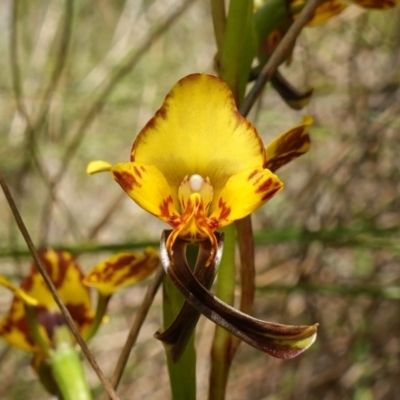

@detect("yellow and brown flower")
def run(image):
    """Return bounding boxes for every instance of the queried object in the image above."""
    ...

[88,74,312,264]
[0,248,159,354]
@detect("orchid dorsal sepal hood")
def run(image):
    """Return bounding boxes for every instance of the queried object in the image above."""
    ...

[105,74,283,265]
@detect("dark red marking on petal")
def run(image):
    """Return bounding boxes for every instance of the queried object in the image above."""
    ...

[274,127,310,156]
[0,312,36,347]
[266,127,310,172]
[113,171,140,192]
[261,187,281,201]
[217,198,231,221]
[134,166,142,179]
[66,303,93,331]
[159,195,180,226]
[256,178,273,194]
[248,170,258,180]
[22,249,73,292]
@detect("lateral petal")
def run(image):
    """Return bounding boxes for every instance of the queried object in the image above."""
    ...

[265,115,312,172]
[83,248,160,296]
[0,276,40,352]
[209,167,283,227]
[0,275,38,306]
[111,162,181,224]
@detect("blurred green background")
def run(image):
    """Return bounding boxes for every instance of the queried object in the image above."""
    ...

[0,0,399,399]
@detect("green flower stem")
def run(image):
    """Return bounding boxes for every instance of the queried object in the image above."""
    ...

[209,224,236,400]
[163,248,197,400]
[84,294,110,342]
[211,1,254,398]
[219,0,254,102]
[51,326,92,400]
[210,0,226,54]
[24,305,51,357]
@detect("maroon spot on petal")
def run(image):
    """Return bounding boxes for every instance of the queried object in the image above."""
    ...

[113,171,140,192]
[261,187,281,201]
[159,195,175,220]
[66,303,93,331]
[266,151,307,173]
[256,178,273,193]
[0,311,36,347]
[217,198,231,221]
[248,170,258,180]
[134,166,142,179]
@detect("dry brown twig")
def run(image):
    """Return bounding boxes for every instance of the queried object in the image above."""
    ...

[240,0,326,118]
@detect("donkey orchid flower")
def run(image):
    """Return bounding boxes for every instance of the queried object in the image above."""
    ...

[88,74,314,264]
[0,248,159,355]
[87,74,316,359]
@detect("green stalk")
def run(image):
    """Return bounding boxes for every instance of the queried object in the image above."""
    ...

[210,1,255,398]
[210,0,226,54]
[51,326,92,400]
[208,224,236,400]
[210,1,254,398]
[163,246,197,400]
[219,0,255,102]
[25,305,51,357]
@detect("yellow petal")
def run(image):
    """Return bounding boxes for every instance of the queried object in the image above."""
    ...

[0,275,41,353]
[111,162,181,225]
[352,0,397,8]
[0,275,38,306]
[83,248,160,296]
[265,115,312,172]
[208,166,283,227]
[86,160,113,175]
[131,74,266,197]
[22,249,93,334]
[0,303,40,352]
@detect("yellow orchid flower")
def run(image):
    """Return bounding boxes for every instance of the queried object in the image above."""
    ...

[0,248,159,354]
[88,74,312,264]
[87,74,316,360]
[0,249,93,353]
